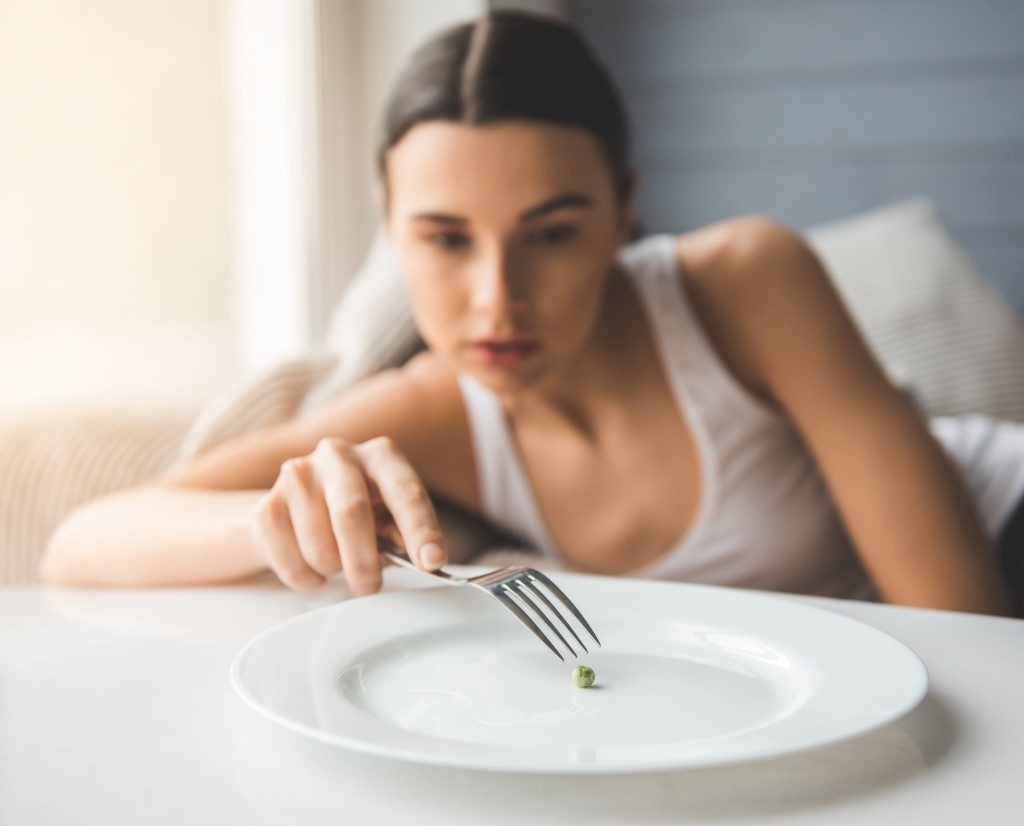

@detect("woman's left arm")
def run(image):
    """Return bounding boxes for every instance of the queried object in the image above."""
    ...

[695,217,1015,617]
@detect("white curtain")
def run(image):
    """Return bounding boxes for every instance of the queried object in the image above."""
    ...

[224,0,486,372]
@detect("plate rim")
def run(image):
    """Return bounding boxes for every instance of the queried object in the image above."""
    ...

[230,575,930,774]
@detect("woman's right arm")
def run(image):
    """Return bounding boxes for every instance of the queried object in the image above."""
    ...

[38,354,477,591]
[39,485,270,588]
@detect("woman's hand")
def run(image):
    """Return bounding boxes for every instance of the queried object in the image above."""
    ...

[247,435,448,595]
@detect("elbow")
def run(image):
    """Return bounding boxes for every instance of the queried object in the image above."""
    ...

[880,584,1019,619]
[38,492,139,586]
[38,504,107,586]
[37,553,67,586]
[38,519,82,585]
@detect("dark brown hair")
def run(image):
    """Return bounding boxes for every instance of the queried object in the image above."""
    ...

[376,10,634,206]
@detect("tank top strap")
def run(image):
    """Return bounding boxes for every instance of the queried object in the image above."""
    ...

[618,233,781,427]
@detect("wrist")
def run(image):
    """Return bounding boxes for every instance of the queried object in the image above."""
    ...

[231,494,270,575]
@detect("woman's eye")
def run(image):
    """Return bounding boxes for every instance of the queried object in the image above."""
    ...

[528,224,579,245]
[428,232,470,251]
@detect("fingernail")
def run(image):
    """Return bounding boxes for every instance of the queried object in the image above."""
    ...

[420,542,446,568]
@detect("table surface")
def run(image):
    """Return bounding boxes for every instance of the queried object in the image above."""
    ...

[3,565,1023,825]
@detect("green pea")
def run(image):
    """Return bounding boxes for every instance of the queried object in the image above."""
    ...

[572,665,595,688]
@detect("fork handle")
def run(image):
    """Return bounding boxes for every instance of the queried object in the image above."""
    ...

[377,536,468,586]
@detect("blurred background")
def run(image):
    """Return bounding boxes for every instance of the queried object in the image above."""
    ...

[2,0,1022,583]
[2,0,1021,415]
[0,0,492,414]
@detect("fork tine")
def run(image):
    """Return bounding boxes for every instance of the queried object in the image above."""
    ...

[509,581,580,658]
[525,570,602,647]
[492,587,565,662]
[515,579,588,655]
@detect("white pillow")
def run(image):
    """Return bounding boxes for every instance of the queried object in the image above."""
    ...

[804,197,1024,422]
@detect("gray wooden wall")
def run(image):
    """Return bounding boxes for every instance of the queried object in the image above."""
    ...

[567,0,1024,314]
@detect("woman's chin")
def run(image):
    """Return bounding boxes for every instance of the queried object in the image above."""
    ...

[463,359,550,394]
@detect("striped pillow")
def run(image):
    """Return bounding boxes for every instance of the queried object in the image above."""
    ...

[1,407,190,583]
[805,198,1024,421]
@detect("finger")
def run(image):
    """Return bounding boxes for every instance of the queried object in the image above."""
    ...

[253,491,325,592]
[316,440,384,596]
[355,436,447,570]
[280,457,342,578]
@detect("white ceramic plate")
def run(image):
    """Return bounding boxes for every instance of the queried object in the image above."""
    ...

[231,571,928,774]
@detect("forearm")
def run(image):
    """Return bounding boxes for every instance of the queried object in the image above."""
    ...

[39,486,268,587]
[819,398,1016,618]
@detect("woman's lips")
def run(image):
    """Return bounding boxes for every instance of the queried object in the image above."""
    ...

[470,340,541,369]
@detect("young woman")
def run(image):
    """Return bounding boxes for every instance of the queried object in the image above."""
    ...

[41,11,1024,618]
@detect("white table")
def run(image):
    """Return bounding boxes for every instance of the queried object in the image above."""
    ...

[3,565,1022,825]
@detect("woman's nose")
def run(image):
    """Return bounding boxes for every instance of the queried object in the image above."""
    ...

[469,251,527,315]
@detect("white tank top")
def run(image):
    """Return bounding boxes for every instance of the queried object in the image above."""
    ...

[456,233,1024,602]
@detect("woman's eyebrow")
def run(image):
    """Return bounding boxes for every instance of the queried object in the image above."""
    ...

[409,192,594,225]
[519,192,593,221]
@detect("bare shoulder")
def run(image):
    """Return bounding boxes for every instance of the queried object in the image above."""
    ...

[673,214,817,286]
[670,215,830,408]
[160,348,479,511]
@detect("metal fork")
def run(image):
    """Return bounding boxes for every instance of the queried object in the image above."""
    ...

[376,537,601,662]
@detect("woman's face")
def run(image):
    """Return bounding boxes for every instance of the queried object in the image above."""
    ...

[382,120,635,394]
